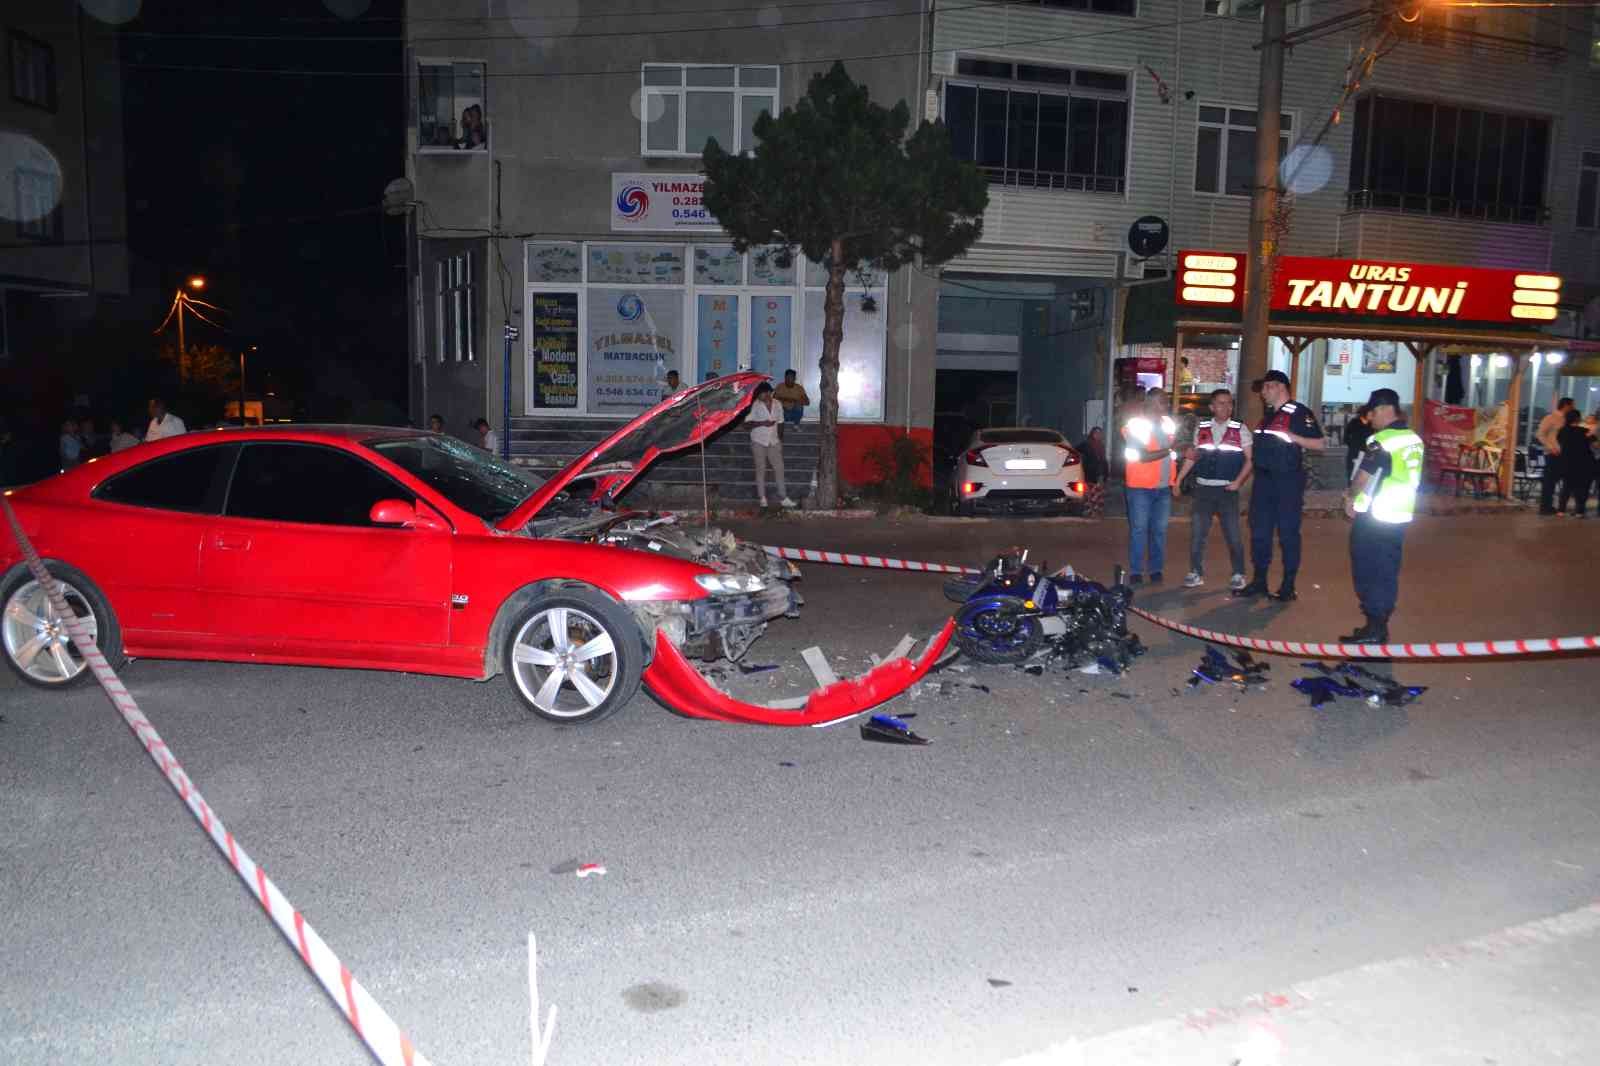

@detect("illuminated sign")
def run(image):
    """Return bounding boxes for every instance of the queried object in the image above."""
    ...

[1176,250,1561,326]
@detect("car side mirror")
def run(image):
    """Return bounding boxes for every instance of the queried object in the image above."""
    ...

[369,498,448,532]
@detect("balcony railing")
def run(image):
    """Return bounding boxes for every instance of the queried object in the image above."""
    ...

[978,166,1125,195]
[1345,189,1549,226]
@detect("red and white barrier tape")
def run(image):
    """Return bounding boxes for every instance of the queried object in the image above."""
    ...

[2,499,434,1066]
[762,544,980,575]
[762,541,1600,661]
[1126,605,1600,661]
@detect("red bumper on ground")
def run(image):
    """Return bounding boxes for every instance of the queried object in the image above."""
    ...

[643,620,956,727]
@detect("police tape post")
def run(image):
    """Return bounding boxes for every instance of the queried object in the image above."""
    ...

[2,498,442,1066]
[760,543,1600,661]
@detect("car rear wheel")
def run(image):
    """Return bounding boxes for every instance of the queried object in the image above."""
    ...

[503,588,643,724]
[2,563,123,688]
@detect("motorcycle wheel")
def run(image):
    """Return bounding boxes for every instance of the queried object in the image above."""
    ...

[955,602,1045,664]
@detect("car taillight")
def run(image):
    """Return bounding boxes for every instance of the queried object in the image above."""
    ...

[1069,481,1086,494]
[962,482,979,495]
[964,448,988,467]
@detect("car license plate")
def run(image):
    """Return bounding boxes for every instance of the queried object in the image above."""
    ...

[1004,459,1047,470]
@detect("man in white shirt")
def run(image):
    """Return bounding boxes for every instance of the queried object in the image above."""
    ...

[748,383,795,509]
[145,397,187,442]
[1537,396,1573,515]
[474,418,500,453]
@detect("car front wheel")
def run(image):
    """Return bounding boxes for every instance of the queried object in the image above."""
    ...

[503,588,643,724]
[2,563,123,688]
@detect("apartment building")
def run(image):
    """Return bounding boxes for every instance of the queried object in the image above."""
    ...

[930,0,1600,436]
[0,3,128,362]
[399,1,935,487]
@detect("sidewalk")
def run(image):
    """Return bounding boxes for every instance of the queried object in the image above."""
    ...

[1100,480,1528,520]
[1002,901,1600,1066]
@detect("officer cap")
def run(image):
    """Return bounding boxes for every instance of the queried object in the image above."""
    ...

[1366,387,1401,411]
[1250,370,1290,392]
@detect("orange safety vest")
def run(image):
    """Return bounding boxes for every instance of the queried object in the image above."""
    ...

[1122,414,1176,489]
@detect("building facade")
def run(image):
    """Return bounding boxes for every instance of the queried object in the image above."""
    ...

[0,3,128,362]
[931,0,1600,433]
[400,1,936,483]
[402,0,1600,483]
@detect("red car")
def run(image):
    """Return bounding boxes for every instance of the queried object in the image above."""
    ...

[1,374,806,724]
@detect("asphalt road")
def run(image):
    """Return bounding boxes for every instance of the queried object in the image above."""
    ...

[3,511,1598,1065]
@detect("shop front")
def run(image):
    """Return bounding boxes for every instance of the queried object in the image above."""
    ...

[1168,250,1566,495]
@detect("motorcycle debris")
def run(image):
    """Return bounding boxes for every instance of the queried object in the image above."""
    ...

[861,713,931,745]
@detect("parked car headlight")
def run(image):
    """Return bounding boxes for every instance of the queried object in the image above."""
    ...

[695,572,770,595]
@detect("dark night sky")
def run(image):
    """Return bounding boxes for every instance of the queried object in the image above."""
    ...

[117,0,406,405]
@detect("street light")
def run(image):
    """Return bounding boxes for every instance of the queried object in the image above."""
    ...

[153,275,222,383]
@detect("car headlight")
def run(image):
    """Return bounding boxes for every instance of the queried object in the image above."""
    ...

[695,572,770,595]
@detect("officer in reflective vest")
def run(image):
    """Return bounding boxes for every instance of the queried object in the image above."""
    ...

[1340,387,1424,645]
[1121,387,1177,584]
[1234,369,1325,602]
[1173,388,1254,590]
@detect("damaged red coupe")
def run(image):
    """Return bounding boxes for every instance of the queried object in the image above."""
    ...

[1,373,948,726]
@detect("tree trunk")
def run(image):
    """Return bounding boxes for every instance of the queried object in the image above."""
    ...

[816,241,847,509]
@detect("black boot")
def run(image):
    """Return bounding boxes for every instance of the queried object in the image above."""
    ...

[1232,572,1270,598]
[1269,574,1298,601]
[1340,616,1389,644]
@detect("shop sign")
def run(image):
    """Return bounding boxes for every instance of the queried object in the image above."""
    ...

[1176,251,1561,326]
[528,292,580,409]
[611,173,723,232]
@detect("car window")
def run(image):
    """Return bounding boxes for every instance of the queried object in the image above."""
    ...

[367,434,542,522]
[979,429,1064,445]
[225,443,412,527]
[93,444,239,515]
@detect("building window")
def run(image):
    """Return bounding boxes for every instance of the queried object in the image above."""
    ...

[1194,105,1293,196]
[1579,151,1600,230]
[944,59,1130,193]
[417,61,487,151]
[15,167,61,242]
[1346,94,1551,225]
[9,29,55,111]
[436,253,476,362]
[639,64,778,157]
[1017,0,1135,15]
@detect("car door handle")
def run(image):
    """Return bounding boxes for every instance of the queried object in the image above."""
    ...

[213,533,251,551]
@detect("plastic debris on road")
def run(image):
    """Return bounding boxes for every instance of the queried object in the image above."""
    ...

[1188,645,1271,691]
[576,863,607,878]
[1294,661,1427,708]
[860,713,931,745]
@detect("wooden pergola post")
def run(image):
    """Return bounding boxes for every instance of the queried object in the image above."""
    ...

[1283,336,1310,400]
[1499,354,1526,498]
[1403,341,1435,427]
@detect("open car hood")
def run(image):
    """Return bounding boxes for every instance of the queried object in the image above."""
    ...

[495,371,767,532]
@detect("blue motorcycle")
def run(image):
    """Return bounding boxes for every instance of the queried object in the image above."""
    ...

[947,551,1136,667]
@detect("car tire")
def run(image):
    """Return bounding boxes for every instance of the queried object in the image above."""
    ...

[956,500,975,518]
[502,587,644,724]
[1,562,123,689]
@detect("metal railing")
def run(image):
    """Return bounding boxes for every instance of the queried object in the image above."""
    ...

[979,166,1125,195]
[1344,189,1549,226]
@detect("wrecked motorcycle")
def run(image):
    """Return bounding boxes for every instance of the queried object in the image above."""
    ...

[946,551,1141,669]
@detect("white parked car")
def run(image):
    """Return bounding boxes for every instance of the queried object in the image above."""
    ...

[953,427,1087,517]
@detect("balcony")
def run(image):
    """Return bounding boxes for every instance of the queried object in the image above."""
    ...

[1338,197,1554,271]
[977,166,1124,195]
[1345,189,1549,227]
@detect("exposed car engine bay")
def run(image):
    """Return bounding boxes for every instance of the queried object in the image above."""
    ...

[527,504,801,661]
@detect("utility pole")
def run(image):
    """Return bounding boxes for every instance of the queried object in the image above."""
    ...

[1239,0,1286,402]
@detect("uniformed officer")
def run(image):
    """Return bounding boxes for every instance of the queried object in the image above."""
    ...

[1233,369,1325,602]
[1341,388,1424,644]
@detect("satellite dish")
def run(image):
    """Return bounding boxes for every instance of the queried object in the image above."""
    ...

[1127,215,1170,259]
[382,177,415,216]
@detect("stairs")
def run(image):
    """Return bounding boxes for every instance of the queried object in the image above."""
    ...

[509,415,821,508]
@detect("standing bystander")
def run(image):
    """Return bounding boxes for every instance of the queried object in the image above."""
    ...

[145,397,187,442]
[748,383,795,509]
[1343,405,1372,483]
[1174,389,1253,589]
[1537,397,1574,515]
[474,418,500,453]
[1554,408,1596,517]
[58,418,84,471]
[1121,388,1176,583]
[108,418,140,452]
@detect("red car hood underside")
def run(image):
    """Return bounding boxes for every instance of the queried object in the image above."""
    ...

[496,371,767,531]
[642,620,957,727]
